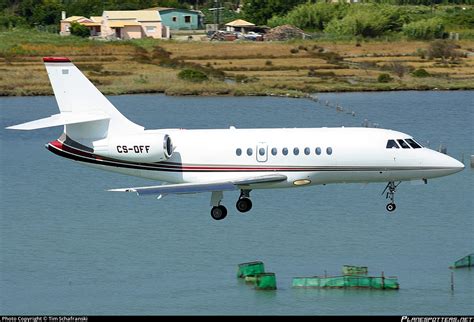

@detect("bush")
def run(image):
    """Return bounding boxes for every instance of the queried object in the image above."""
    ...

[428,40,460,60]
[178,69,208,82]
[378,73,393,83]
[70,22,90,38]
[403,18,445,40]
[411,68,430,78]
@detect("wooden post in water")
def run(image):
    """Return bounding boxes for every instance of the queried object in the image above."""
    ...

[451,271,454,293]
[382,271,385,290]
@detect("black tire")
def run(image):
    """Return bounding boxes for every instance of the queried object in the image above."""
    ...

[211,205,227,220]
[386,203,396,212]
[236,198,253,213]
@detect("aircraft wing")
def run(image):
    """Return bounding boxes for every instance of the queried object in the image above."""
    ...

[108,174,287,196]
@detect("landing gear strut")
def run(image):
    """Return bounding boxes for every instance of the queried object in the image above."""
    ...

[236,189,252,213]
[382,181,400,212]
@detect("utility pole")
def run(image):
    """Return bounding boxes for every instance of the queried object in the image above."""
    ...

[209,0,224,31]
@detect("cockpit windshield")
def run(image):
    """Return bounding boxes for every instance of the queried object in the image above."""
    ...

[405,138,422,149]
[386,138,423,149]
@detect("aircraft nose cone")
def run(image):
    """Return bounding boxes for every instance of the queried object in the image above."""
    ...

[444,154,465,174]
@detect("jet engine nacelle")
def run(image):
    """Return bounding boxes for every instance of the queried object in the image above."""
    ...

[94,133,173,162]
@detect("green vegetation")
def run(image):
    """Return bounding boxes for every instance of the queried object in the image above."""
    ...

[403,18,445,39]
[178,69,209,82]
[378,73,394,83]
[69,22,90,37]
[411,68,431,77]
[263,3,473,40]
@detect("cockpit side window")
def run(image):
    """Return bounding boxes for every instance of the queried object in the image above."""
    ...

[406,138,422,149]
[397,139,410,149]
[386,140,399,149]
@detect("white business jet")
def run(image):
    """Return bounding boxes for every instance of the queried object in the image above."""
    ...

[7,57,465,220]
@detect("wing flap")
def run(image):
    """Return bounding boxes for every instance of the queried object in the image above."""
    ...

[109,174,288,196]
[6,112,110,130]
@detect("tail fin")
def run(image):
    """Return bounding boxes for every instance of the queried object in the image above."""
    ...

[7,57,143,139]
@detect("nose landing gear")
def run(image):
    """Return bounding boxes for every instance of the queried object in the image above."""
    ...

[382,181,400,212]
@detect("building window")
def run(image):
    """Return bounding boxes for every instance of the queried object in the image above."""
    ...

[184,15,191,23]
[326,147,333,155]
[315,147,321,155]
[172,16,177,22]
[146,26,156,33]
[247,148,253,156]
[271,148,277,156]
[236,148,242,156]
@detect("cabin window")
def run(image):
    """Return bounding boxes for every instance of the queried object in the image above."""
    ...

[304,147,310,155]
[293,147,299,156]
[406,138,422,149]
[315,147,321,155]
[326,147,333,155]
[184,15,191,23]
[397,139,410,149]
[282,148,288,156]
[271,147,277,156]
[247,148,253,156]
[172,16,177,22]
[259,148,265,156]
[236,148,242,156]
[386,140,399,149]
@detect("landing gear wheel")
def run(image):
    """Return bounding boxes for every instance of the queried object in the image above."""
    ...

[386,203,396,212]
[236,198,252,213]
[211,205,228,220]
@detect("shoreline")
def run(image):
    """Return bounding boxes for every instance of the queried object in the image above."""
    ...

[1,87,471,99]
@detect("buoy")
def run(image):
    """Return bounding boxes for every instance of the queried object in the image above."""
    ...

[237,261,265,278]
[255,273,277,290]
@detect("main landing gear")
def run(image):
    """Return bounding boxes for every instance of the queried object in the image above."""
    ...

[382,181,400,212]
[236,189,252,213]
[210,189,253,220]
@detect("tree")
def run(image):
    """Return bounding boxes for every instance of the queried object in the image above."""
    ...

[403,17,445,40]
[70,21,90,37]
[241,0,308,26]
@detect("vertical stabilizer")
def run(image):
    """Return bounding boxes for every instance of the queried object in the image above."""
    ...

[43,57,143,138]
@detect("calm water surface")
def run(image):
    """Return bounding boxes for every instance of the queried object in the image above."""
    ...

[0,91,473,315]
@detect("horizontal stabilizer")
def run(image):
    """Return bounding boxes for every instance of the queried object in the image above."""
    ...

[108,174,287,196]
[6,112,110,130]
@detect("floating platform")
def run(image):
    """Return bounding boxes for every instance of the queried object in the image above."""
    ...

[450,253,473,269]
[237,261,265,278]
[292,275,399,290]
